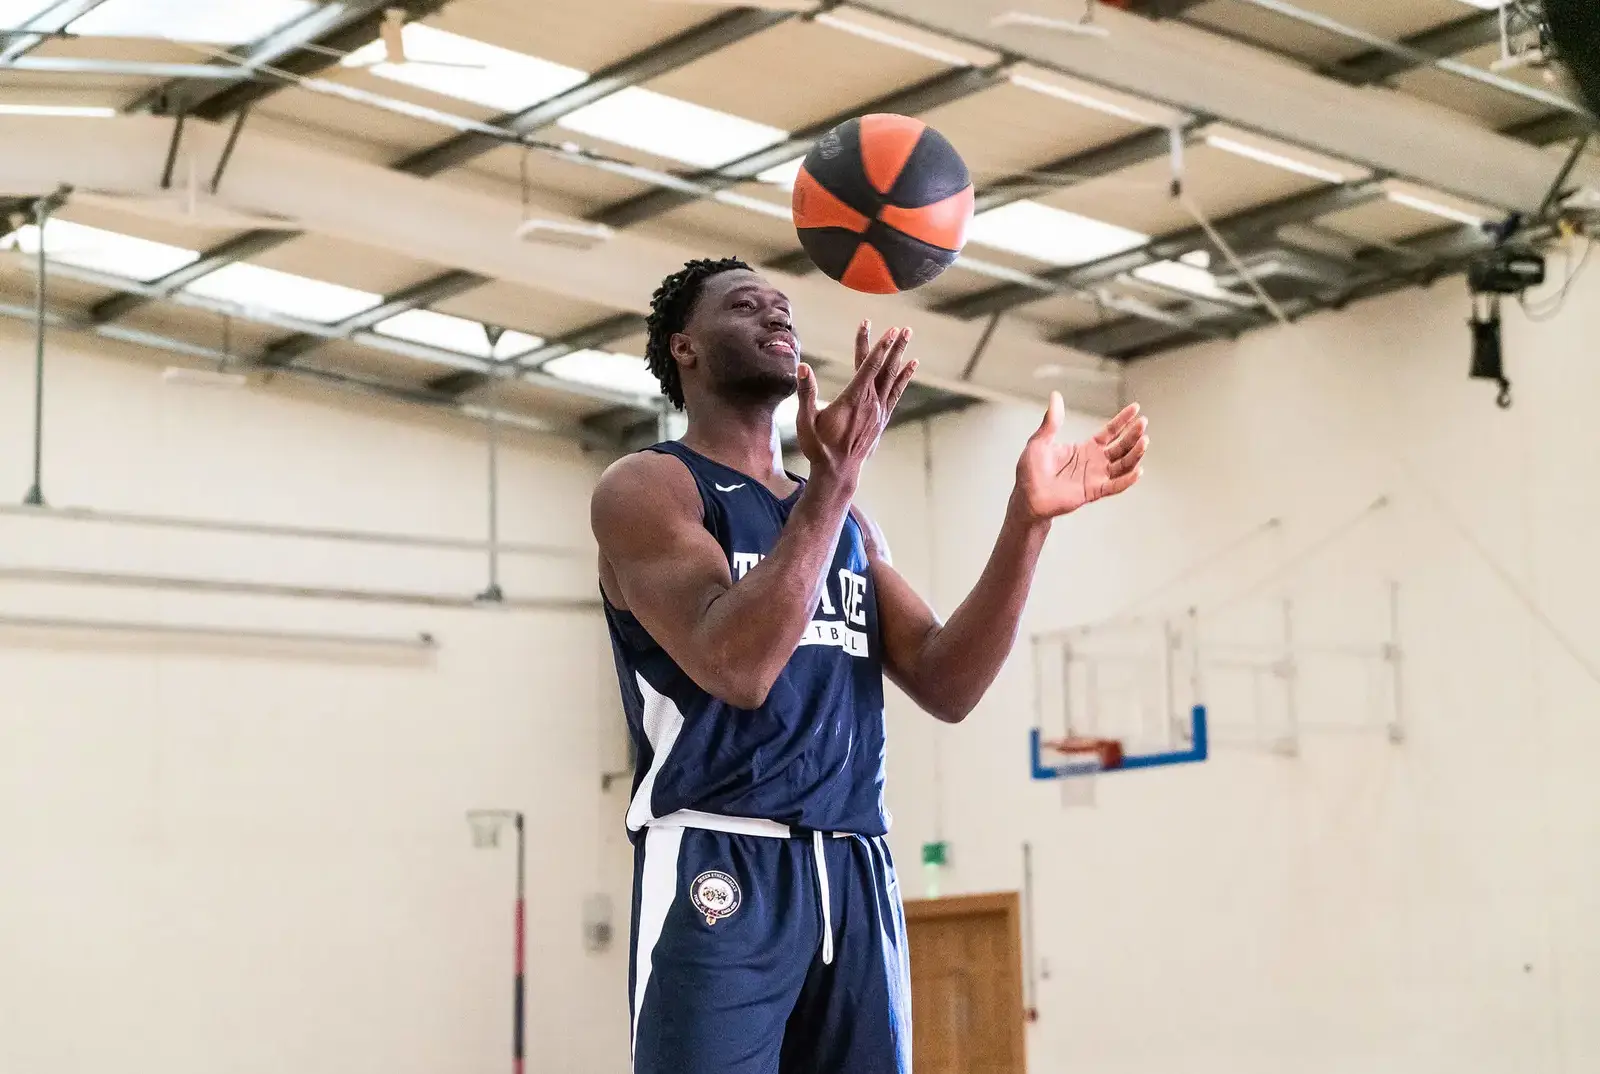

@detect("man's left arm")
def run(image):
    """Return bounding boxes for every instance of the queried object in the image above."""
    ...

[860,393,1148,724]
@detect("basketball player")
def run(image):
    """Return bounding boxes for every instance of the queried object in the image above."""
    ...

[593,257,1148,1074]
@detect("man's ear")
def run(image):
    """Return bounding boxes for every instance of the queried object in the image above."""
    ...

[669,331,696,369]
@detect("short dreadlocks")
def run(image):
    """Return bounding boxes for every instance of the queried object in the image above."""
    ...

[645,256,751,410]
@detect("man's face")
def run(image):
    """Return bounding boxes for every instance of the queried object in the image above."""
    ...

[676,269,801,407]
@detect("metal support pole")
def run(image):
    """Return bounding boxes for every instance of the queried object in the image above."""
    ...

[513,813,527,1074]
[478,328,507,604]
[23,187,69,506]
[1021,841,1038,1023]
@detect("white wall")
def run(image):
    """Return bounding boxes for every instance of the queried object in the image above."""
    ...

[863,271,1600,1073]
[10,257,1600,1074]
[0,323,634,1074]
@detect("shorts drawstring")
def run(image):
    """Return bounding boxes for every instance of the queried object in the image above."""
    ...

[812,829,834,965]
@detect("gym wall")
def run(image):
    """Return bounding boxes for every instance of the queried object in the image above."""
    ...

[0,324,633,1074]
[868,271,1600,1074]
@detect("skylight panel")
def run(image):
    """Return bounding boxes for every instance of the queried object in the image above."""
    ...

[542,350,663,399]
[1132,260,1232,300]
[756,157,804,189]
[967,201,1148,266]
[183,264,380,323]
[374,309,541,357]
[0,1,51,30]
[11,219,198,281]
[559,89,787,169]
[68,0,317,44]
[343,25,587,113]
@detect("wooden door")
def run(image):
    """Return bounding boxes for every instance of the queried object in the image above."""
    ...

[905,892,1026,1074]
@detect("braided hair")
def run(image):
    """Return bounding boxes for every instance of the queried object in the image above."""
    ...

[645,256,751,410]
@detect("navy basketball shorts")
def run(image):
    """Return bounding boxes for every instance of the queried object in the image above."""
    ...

[628,822,912,1074]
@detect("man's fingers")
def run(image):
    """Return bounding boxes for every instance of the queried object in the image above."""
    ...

[883,358,919,416]
[1099,466,1143,499]
[854,326,897,388]
[1033,391,1065,442]
[1093,403,1141,446]
[876,327,912,396]
[1107,435,1148,478]
[854,319,871,370]
[1105,415,1148,461]
[795,362,819,432]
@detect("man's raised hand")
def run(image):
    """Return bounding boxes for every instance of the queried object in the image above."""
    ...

[1015,393,1148,521]
[794,320,917,486]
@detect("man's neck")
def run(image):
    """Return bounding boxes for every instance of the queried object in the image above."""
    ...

[678,400,790,489]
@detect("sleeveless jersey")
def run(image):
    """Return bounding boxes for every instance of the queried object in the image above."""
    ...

[603,440,890,838]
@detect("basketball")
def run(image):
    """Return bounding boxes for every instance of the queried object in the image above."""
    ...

[791,113,974,295]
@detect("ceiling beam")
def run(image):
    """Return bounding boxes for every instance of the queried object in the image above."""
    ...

[973,126,1187,214]
[90,8,787,332]
[0,0,113,64]
[1321,10,1503,86]
[426,312,646,397]
[395,8,794,178]
[937,181,1384,320]
[87,229,292,324]
[137,0,455,120]
[856,0,1595,212]
[590,61,1013,230]
[256,269,488,367]
[1048,99,1594,357]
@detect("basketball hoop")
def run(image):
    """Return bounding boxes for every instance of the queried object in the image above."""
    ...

[1039,735,1126,771]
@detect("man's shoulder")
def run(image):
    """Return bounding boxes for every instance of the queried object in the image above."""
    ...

[592,449,703,526]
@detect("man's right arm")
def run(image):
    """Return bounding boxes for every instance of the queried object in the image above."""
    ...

[591,452,856,709]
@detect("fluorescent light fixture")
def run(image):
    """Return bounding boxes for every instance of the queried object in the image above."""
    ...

[756,156,804,189]
[344,25,588,113]
[184,264,380,323]
[542,349,663,399]
[814,9,999,67]
[11,219,198,281]
[1008,71,1174,127]
[375,310,541,358]
[68,0,317,43]
[1132,259,1232,300]
[1180,249,1211,268]
[1204,133,1358,185]
[1386,190,1486,227]
[967,201,1147,266]
[0,103,115,117]
[560,88,787,169]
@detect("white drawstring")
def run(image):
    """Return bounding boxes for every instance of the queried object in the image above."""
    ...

[812,830,834,966]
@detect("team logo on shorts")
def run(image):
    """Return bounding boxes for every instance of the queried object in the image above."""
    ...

[690,870,741,926]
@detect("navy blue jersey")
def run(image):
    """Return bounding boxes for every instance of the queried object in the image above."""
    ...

[604,440,890,838]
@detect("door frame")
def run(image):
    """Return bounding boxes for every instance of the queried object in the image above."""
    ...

[903,891,1028,1072]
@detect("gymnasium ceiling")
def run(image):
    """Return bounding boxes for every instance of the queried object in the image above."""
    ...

[0,0,1593,447]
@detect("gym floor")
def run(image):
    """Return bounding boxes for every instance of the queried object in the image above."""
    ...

[2,2,1597,1073]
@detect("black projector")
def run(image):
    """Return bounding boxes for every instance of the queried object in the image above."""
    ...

[1468,246,1547,295]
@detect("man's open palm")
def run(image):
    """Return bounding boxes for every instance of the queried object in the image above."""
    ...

[1016,394,1148,520]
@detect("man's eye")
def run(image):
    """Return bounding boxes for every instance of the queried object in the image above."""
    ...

[733,300,756,310]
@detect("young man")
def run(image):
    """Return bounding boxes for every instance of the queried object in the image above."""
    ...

[592,257,1147,1074]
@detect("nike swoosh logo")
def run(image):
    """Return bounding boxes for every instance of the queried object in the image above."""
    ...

[715,483,746,492]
